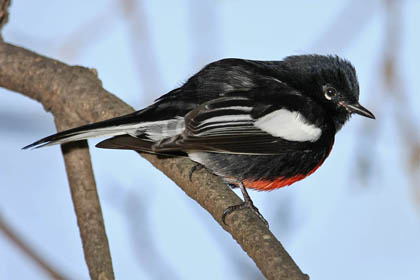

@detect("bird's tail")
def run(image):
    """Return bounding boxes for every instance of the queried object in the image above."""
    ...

[23,111,146,149]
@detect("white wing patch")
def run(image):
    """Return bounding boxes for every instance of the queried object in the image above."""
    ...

[254,109,322,142]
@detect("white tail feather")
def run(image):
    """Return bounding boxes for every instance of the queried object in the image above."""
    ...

[43,124,145,147]
[27,117,186,149]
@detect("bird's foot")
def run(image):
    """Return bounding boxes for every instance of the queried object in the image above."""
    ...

[189,164,204,181]
[222,200,269,228]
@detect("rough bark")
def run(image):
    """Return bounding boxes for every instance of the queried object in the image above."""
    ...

[58,138,115,280]
[0,41,309,280]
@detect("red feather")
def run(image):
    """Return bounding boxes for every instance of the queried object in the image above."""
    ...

[243,140,334,191]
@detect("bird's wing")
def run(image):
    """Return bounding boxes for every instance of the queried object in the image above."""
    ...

[154,92,326,155]
[152,58,286,108]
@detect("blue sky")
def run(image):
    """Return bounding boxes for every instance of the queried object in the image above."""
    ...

[1,1,420,279]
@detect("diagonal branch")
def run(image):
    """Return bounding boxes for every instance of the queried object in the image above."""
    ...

[0,41,308,280]
[0,214,68,280]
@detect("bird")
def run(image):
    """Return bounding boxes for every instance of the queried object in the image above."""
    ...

[24,55,375,226]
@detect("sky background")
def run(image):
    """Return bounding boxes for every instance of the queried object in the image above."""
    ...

[1,0,420,279]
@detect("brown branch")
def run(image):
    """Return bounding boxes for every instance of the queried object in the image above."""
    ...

[58,139,115,280]
[0,41,308,280]
[0,214,68,279]
[0,43,115,279]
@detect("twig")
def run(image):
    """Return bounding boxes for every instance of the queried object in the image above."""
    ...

[0,0,11,36]
[0,214,67,279]
[119,0,164,104]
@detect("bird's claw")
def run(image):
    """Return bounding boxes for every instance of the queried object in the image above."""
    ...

[188,164,204,181]
[222,200,269,228]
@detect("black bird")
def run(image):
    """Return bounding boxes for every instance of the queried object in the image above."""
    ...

[24,55,375,225]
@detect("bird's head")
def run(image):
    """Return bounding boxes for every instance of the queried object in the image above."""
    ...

[281,55,375,131]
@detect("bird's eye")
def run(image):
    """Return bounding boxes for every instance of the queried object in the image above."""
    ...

[324,87,337,100]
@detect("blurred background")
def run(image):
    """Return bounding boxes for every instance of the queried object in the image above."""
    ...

[1,0,420,279]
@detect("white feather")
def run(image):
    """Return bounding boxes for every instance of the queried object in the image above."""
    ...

[254,109,322,142]
[188,152,208,165]
[200,114,252,125]
[46,118,185,146]
[142,117,185,141]
[45,124,142,146]
[209,106,253,112]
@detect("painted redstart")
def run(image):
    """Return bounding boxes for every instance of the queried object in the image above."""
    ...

[24,55,375,226]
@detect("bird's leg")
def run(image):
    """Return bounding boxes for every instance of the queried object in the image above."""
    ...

[189,163,204,182]
[222,181,269,227]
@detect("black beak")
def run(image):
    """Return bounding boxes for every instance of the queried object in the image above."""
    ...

[343,102,375,119]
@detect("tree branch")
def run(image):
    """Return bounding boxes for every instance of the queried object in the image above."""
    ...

[0,42,115,279]
[58,138,115,280]
[0,41,308,280]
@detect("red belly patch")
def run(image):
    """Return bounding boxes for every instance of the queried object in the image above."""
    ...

[243,163,320,191]
[243,141,334,191]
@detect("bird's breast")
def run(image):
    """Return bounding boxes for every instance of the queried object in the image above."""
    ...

[188,139,334,191]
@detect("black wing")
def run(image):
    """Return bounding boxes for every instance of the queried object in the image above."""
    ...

[147,58,292,117]
[154,90,327,155]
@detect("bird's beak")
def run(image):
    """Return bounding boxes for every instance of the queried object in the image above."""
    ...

[341,102,375,119]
